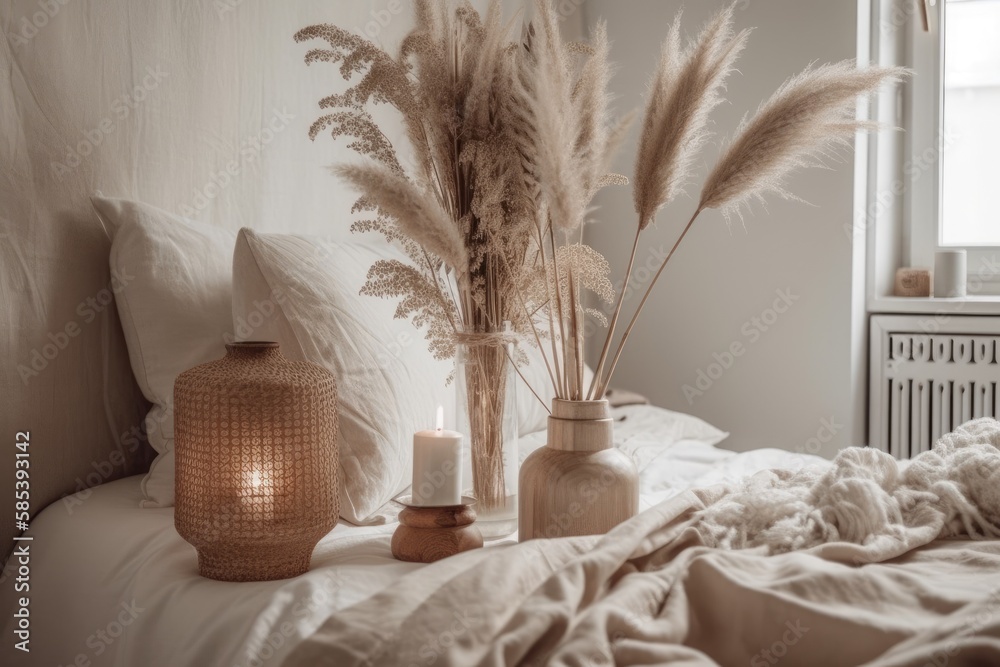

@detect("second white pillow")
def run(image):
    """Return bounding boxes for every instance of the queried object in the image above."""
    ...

[232,229,455,525]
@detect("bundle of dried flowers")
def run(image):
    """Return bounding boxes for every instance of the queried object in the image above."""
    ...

[297,0,903,507]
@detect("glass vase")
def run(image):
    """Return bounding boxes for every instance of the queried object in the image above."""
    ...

[455,329,518,539]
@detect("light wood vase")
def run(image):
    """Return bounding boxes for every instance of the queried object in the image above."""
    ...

[518,399,638,542]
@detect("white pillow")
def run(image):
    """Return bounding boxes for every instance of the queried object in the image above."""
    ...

[613,403,729,445]
[232,229,455,525]
[92,196,235,508]
[611,404,730,472]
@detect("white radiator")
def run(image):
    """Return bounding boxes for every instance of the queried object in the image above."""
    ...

[869,315,1000,458]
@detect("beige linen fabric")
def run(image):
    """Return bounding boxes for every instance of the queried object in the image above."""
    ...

[285,419,1000,666]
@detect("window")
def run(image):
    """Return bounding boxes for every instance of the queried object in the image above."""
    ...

[888,0,1000,293]
[941,0,1000,247]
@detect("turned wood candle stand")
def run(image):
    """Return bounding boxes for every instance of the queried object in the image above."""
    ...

[390,496,483,563]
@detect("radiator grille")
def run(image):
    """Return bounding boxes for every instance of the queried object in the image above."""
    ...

[870,317,1000,458]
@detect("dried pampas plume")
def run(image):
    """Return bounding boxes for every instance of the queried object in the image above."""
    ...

[517,0,585,230]
[336,163,469,274]
[633,4,749,231]
[699,61,906,218]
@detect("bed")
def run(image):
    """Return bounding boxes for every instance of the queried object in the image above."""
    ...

[7,416,1000,666]
[0,406,825,666]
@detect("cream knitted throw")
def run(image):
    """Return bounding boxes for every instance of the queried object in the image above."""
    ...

[698,417,1000,555]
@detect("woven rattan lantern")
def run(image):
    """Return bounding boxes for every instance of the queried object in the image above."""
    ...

[174,342,338,582]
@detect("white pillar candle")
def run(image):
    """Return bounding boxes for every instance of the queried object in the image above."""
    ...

[411,406,463,506]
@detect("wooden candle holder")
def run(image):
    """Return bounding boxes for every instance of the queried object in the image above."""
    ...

[391,496,483,563]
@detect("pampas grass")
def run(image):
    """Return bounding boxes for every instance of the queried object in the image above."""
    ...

[589,58,904,399]
[633,6,749,231]
[516,0,585,231]
[299,1,903,480]
[590,5,749,398]
[699,61,905,218]
[336,163,469,275]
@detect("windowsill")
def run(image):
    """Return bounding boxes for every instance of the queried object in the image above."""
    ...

[868,296,1000,316]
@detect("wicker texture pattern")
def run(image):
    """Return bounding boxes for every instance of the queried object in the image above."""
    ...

[174,342,338,582]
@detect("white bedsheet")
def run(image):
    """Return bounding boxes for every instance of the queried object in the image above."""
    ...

[1,408,825,667]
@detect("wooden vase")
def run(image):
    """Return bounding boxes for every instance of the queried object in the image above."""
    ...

[518,399,639,542]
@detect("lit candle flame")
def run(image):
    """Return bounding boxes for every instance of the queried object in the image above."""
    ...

[435,405,444,432]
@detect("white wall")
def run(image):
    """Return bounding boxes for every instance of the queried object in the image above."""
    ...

[583,0,868,456]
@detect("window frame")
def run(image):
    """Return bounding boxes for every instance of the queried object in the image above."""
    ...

[896,0,1000,293]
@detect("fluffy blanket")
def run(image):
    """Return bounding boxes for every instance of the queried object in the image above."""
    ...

[283,419,1000,666]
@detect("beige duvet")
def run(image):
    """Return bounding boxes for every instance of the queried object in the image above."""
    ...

[284,419,1000,666]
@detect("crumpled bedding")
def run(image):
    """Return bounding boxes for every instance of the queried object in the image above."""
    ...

[283,418,1000,666]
